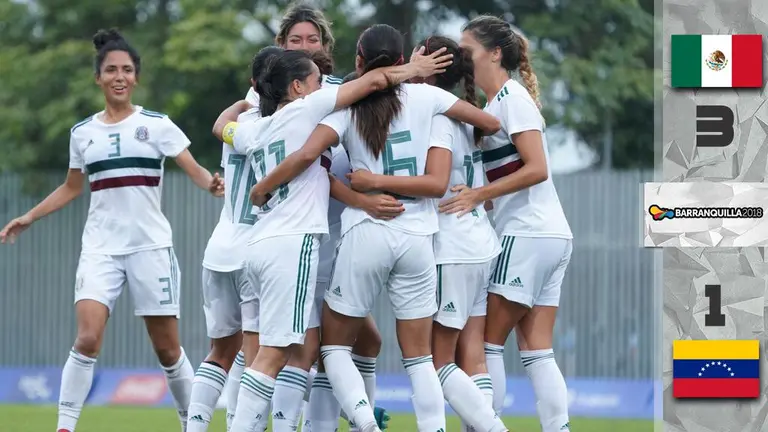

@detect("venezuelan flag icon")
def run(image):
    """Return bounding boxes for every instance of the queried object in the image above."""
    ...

[673,340,760,398]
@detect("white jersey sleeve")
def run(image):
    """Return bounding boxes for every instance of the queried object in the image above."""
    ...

[500,90,543,135]
[156,116,192,157]
[305,87,340,124]
[408,84,460,116]
[319,109,351,143]
[69,130,85,171]
[231,120,263,156]
[245,87,260,105]
[429,115,454,152]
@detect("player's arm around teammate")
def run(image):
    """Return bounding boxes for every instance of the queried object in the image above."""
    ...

[444,17,573,432]
[0,29,224,432]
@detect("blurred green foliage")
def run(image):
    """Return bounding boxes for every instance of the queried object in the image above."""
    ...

[0,0,654,173]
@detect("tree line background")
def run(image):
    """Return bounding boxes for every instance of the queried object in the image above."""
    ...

[0,0,655,183]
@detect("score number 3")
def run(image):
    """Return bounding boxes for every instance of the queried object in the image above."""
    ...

[704,284,725,327]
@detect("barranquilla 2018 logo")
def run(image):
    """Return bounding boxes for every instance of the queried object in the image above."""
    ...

[649,204,764,220]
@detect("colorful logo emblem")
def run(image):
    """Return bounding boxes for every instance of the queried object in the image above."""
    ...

[706,50,728,71]
[649,205,675,220]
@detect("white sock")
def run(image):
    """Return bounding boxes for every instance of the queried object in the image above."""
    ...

[230,368,275,432]
[320,345,377,431]
[438,364,506,432]
[304,372,341,432]
[187,361,228,432]
[351,354,376,431]
[461,373,495,431]
[402,355,445,432]
[299,363,317,426]
[57,348,97,432]
[225,351,246,431]
[484,343,506,415]
[271,366,310,431]
[352,354,377,406]
[304,365,318,402]
[521,349,570,432]
[161,347,195,429]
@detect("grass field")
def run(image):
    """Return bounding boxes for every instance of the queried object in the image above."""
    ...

[1,405,653,431]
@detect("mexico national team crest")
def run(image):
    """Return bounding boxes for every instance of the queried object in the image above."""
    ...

[134,126,149,142]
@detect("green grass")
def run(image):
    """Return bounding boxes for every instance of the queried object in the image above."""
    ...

[1,405,653,431]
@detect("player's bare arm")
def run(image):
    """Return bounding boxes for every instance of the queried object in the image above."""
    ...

[0,169,84,244]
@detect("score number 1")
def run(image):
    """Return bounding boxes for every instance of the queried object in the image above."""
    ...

[704,284,726,327]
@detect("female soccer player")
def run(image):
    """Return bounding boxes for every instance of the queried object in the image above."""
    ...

[187,47,281,432]
[410,35,506,432]
[0,29,223,432]
[249,24,500,432]
[245,2,342,106]
[444,16,574,432]
[226,6,392,431]
[303,71,399,432]
[212,45,452,432]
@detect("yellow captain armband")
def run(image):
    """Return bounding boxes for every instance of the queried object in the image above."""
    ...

[222,122,238,145]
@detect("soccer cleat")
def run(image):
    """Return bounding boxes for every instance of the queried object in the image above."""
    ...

[373,406,390,430]
[58,430,72,432]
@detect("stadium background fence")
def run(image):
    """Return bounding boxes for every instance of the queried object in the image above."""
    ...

[0,169,655,417]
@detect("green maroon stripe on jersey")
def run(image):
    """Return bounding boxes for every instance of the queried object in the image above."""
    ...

[486,159,523,182]
[90,175,161,192]
[481,143,518,163]
[86,157,162,174]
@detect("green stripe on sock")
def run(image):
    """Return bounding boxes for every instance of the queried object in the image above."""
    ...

[276,370,308,389]
[196,368,227,387]
[402,355,433,369]
[437,363,459,385]
[241,374,273,400]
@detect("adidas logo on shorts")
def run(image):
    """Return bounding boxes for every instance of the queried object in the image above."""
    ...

[332,286,342,297]
[508,277,523,288]
[273,411,285,420]
[441,302,456,313]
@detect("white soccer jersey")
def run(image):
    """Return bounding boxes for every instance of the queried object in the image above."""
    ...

[68,106,190,255]
[481,79,572,239]
[321,83,459,237]
[245,74,343,105]
[317,146,351,282]
[202,107,262,272]
[432,115,501,264]
[232,87,340,244]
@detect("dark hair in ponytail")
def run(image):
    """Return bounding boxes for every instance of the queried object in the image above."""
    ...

[350,24,405,158]
[255,50,316,116]
[251,46,284,93]
[418,35,477,107]
[92,28,141,77]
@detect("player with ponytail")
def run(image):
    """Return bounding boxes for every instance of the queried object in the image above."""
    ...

[414,35,507,432]
[449,16,573,432]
